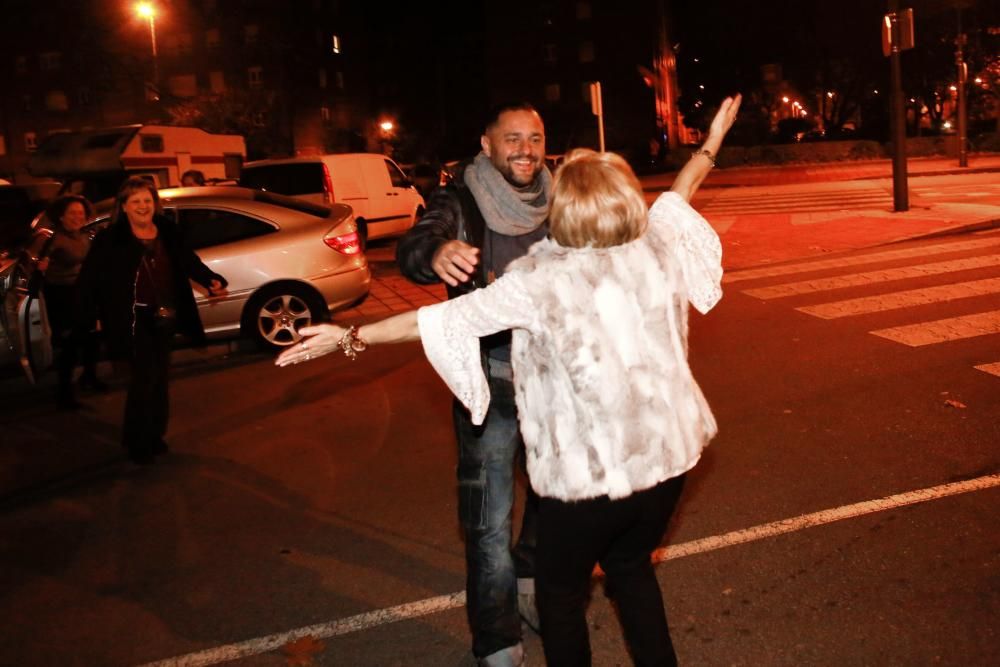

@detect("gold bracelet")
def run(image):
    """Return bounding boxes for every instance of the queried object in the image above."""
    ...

[338,325,368,360]
[691,148,716,167]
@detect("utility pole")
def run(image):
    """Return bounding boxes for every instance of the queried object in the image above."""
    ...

[955,10,969,167]
[887,0,909,212]
[590,82,606,152]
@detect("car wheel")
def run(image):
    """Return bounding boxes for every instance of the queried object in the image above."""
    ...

[242,284,327,350]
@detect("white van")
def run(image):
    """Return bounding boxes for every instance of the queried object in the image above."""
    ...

[239,153,425,244]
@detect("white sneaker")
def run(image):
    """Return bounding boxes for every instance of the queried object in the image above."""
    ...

[478,643,525,667]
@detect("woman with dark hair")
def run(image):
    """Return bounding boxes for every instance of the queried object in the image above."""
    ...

[77,176,227,464]
[37,194,105,409]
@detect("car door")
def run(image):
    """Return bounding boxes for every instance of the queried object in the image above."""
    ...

[1,255,52,384]
[359,157,417,238]
[174,205,278,336]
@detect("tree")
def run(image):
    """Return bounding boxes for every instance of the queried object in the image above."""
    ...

[166,90,290,160]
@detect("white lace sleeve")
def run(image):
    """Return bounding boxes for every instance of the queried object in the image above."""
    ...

[417,272,537,425]
[648,191,723,313]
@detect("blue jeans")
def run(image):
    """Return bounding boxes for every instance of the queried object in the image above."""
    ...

[454,373,538,659]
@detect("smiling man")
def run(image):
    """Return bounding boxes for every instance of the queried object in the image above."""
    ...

[396,103,551,667]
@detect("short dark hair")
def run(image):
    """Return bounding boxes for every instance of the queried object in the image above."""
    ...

[484,102,540,134]
[111,175,161,225]
[181,169,206,185]
[46,194,93,226]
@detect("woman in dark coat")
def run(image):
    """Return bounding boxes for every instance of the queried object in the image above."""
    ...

[77,177,227,464]
[37,194,105,409]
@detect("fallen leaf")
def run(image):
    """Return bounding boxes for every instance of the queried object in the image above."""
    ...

[943,399,967,409]
[282,635,325,666]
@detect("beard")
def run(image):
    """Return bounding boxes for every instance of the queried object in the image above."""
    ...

[490,153,542,187]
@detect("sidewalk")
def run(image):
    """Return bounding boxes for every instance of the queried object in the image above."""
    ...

[340,155,1000,316]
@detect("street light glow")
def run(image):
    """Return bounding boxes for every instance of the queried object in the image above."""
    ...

[782,96,790,103]
[136,1,154,18]
[379,120,394,132]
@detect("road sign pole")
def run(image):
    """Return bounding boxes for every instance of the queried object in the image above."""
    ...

[887,1,909,212]
[590,82,606,152]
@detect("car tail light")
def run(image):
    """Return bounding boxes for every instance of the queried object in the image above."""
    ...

[323,231,361,255]
[322,163,335,204]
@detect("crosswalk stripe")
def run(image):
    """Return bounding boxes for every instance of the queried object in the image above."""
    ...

[723,237,1000,284]
[743,255,1000,299]
[796,277,1000,319]
[870,310,1000,346]
[974,362,1000,377]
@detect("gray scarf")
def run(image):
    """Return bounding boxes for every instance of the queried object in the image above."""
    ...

[464,152,552,236]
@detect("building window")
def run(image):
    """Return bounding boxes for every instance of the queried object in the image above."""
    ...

[0,135,6,156]
[331,34,341,54]
[209,70,225,94]
[248,66,263,87]
[545,83,561,102]
[544,44,557,64]
[206,28,220,48]
[244,24,259,45]
[25,132,38,152]
[168,74,197,98]
[576,2,592,20]
[335,71,345,89]
[318,68,328,88]
[178,32,193,55]
[40,51,61,71]
[579,41,595,63]
[45,90,69,111]
[321,106,331,123]
[78,87,91,106]
[15,55,27,74]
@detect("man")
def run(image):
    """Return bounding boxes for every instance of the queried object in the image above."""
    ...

[396,103,549,667]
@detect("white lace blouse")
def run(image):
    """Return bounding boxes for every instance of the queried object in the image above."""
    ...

[418,192,723,501]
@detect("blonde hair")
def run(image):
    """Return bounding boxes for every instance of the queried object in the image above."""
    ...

[549,149,647,249]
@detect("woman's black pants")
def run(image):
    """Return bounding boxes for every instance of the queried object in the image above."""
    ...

[536,475,686,666]
[122,308,174,460]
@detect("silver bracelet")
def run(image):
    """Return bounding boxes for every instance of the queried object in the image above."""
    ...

[691,148,716,167]
[338,325,368,360]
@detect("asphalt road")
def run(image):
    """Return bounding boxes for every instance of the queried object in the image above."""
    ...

[1,232,998,665]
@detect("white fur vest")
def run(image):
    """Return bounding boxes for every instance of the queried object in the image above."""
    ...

[419,192,722,501]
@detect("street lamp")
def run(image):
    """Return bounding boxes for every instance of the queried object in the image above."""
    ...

[136,2,158,88]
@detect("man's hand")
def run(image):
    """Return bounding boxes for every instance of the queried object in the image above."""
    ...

[275,323,346,367]
[432,240,480,287]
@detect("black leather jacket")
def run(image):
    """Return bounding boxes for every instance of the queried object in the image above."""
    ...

[396,165,488,299]
[76,214,226,358]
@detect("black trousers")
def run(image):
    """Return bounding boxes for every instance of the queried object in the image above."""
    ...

[536,475,686,667]
[44,283,99,392]
[121,309,174,458]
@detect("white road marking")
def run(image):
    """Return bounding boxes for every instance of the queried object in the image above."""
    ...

[743,255,1000,299]
[138,473,1000,667]
[796,277,1000,319]
[871,309,1000,346]
[974,362,1000,377]
[723,237,1000,284]
[652,474,1000,563]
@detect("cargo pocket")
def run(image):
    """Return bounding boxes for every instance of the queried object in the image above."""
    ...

[458,462,488,532]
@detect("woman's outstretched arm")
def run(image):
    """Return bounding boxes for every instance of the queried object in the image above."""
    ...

[669,94,741,202]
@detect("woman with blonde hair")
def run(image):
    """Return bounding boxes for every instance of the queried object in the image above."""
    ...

[279,96,741,665]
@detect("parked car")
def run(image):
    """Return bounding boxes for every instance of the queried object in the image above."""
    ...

[1,186,370,382]
[239,153,425,247]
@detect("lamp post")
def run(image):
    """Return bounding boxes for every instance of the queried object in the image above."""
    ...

[136,2,158,88]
